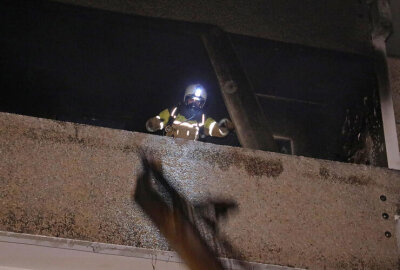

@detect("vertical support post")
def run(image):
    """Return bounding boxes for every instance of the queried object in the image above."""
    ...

[202,27,277,151]
[370,0,400,169]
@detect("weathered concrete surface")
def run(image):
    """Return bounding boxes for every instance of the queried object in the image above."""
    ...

[0,112,399,269]
[51,0,372,55]
[388,57,400,149]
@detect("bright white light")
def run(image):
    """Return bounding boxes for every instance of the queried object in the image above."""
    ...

[195,88,202,97]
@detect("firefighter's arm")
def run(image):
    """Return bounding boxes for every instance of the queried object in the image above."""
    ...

[146,109,170,132]
[204,118,233,137]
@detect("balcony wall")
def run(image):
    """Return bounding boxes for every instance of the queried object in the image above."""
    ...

[0,112,399,269]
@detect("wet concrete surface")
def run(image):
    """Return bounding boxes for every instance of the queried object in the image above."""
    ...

[0,112,399,269]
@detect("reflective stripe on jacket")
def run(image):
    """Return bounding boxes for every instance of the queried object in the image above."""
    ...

[155,107,228,139]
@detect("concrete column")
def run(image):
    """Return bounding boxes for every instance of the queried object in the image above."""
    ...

[370,0,400,169]
[202,27,277,151]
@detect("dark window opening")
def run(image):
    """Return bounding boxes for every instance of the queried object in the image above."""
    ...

[230,34,383,163]
[274,136,294,155]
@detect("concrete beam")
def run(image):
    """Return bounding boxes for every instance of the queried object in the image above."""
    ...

[50,0,372,55]
[0,112,399,269]
[202,27,277,151]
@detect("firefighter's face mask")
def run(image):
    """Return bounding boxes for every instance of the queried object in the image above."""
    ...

[187,98,203,109]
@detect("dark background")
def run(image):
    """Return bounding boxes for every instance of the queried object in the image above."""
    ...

[0,0,380,161]
[231,34,379,159]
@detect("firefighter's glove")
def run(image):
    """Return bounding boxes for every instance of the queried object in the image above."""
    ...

[146,118,161,132]
[219,118,235,131]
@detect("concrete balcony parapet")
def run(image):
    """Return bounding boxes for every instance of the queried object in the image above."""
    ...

[0,112,399,269]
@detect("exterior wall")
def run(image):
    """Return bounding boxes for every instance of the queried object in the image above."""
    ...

[388,57,400,150]
[0,112,399,269]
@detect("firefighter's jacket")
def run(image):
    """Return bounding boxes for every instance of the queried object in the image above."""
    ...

[149,106,229,140]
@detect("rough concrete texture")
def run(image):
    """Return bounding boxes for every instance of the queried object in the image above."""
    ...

[388,57,400,149]
[51,0,372,55]
[0,112,400,269]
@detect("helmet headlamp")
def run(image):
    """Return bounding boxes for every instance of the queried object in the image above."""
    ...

[184,84,207,109]
[195,88,202,97]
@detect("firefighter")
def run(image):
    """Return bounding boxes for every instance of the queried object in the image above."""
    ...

[146,84,233,141]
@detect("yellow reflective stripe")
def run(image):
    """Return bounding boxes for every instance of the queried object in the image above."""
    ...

[171,107,178,117]
[198,114,205,127]
[219,127,228,136]
[209,121,217,135]
[174,121,198,128]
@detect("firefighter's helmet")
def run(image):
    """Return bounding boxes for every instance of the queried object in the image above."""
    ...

[184,84,207,109]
